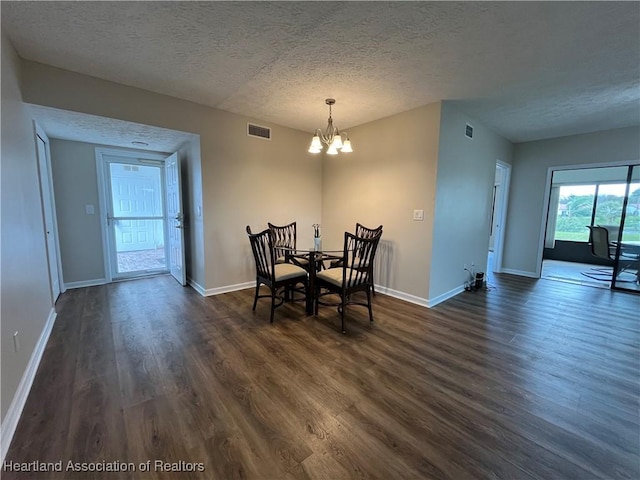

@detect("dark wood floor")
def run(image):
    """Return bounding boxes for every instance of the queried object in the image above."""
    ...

[3,274,639,479]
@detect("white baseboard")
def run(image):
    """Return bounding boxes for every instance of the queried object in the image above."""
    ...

[500,268,539,278]
[427,284,466,307]
[187,277,206,296]
[203,281,254,296]
[375,283,465,308]
[64,278,106,289]
[187,278,253,297]
[375,285,430,308]
[1,307,57,463]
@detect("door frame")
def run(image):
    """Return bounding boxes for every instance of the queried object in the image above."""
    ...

[491,160,511,273]
[95,147,170,282]
[33,122,65,301]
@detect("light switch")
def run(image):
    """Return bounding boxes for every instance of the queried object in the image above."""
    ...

[413,209,424,221]
[85,204,95,215]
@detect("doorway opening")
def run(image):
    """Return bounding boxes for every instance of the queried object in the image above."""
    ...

[540,164,639,292]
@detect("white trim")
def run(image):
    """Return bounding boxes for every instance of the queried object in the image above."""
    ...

[374,285,430,308]
[64,278,107,289]
[1,308,57,463]
[501,268,539,278]
[427,285,466,307]
[492,161,511,274]
[376,284,465,308]
[187,278,206,296]
[203,281,254,297]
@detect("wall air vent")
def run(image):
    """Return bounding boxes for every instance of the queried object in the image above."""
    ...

[247,123,271,140]
[465,123,474,139]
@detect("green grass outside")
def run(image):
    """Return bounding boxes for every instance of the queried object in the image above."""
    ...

[556,231,640,242]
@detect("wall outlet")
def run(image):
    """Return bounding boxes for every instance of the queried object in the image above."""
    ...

[413,209,424,221]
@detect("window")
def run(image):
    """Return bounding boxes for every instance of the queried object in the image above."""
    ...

[554,185,596,242]
[551,181,640,243]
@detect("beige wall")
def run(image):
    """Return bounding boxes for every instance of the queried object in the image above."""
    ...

[20,60,321,292]
[503,126,640,275]
[322,103,442,300]
[430,102,513,300]
[0,39,53,422]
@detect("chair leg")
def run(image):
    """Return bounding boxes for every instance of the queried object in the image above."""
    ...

[270,289,276,324]
[253,282,260,311]
[340,295,347,334]
[314,284,319,316]
[366,288,374,323]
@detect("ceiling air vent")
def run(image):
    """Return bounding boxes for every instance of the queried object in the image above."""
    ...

[247,123,271,140]
[465,123,474,139]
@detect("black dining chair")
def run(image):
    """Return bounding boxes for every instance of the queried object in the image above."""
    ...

[246,226,308,323]
[314,229,382,333]
[330,223,383,295]
[581,225,638,282]
[268,221,313,270]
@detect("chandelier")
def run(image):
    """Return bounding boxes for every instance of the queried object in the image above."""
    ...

[308,99,353,155]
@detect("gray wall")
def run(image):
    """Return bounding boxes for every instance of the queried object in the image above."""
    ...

[49,139,105,284]
[0,39,53,422]
[429,102,514,300]
[503,126,640,275]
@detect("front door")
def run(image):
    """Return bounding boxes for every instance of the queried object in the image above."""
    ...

[165,153,186,285]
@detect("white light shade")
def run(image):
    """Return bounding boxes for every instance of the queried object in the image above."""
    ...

[341,139,353,153]
[326,145,339,155]
[308,146,322,154]
[310,135,322,149]
[331,134,343,149]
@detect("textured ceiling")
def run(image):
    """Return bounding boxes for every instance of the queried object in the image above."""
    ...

[2,1,639,148]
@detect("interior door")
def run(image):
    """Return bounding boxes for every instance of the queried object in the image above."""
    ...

[35,129,61,302]
[165,152,186,285]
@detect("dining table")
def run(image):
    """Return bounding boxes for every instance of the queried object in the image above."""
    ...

[613,240,640,283]
[284,246,344,314]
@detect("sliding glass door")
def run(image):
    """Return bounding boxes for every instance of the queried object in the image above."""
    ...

[611,165,640,292]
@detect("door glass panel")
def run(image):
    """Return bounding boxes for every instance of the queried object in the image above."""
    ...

[594,183,627,239]
[108,162,167,276]
[612,166,640,292]
[109,163,163,218]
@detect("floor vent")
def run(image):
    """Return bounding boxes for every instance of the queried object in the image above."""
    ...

[465,123,474,139]
[247,123,271,140]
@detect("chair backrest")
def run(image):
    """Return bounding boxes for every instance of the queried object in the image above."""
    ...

[354,223,383,258]
[246,226,276,282]
[355,223,383,239]
[268,222,297,260]
[587,225,612,260]
[341,230,382,288]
